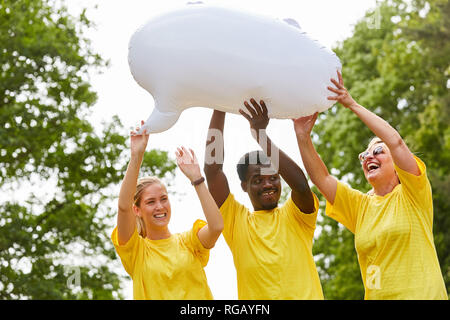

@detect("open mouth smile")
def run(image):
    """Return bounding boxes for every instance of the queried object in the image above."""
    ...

[260,189,277,199]
[366,162,380,173]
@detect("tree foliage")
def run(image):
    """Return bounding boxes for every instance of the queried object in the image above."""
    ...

[313,0,450,299]
[0,0,176,299]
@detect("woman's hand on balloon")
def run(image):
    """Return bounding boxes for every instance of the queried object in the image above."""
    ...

[175,146,202,182]
[327,71,358,110]
[130,120,150,157]
[292,112,318,139]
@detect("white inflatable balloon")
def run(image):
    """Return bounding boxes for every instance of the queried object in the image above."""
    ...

[128,4,341,134]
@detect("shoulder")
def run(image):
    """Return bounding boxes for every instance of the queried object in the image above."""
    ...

[282,192,319,215]
[281,193,319,234]
[219,193,249,215]
[394,155,428,181]
[180,220,207,245]
[111,225,141,249]
[394,155,432,199]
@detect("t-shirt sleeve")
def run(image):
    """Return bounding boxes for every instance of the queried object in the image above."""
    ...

[219,193,246,247]
[111,226,142,277]
[325,181,365,234]
[284,192,320,237]
[182,219,210,267]
[394,156,433,222]
[394,156,432,207]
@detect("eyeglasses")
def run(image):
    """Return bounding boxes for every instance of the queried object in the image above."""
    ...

[358,145,384,163]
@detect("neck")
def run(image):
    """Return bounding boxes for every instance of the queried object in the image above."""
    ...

[372,178,399,197]
[146,227,171,240]
[252,203,278,211]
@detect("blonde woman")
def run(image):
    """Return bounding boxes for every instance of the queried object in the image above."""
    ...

[293,71,447,299]
[111,121,223,299]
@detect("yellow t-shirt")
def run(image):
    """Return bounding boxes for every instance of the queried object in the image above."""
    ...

[220,192,324,299]
[111,219,213,300]
[326,156,447,300]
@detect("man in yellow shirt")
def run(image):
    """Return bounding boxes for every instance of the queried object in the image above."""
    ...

[204,99,324,299]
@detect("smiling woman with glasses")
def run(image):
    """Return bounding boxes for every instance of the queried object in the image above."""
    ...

[292,71,447,300]
[358,144,384,164]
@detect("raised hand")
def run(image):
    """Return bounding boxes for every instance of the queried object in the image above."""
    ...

[292,112,318,139]
[175,146,202,182]
[117,120,150,245]
[130,120,150,157]
[327,70,358,109]
[239,98,269,131]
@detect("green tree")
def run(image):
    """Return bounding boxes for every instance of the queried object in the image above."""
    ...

[312,0,449,299]
[0,0,176,299]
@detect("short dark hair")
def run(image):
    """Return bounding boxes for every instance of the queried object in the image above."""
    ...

[236,150,271,182]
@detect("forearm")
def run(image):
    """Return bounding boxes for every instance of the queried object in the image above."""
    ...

[117,153,143,244]
[204,110,225,175]
[203,110,230,207]
[194,182,224,233]
[118,154,143,212]
[349,103,419,174]
[194,180,224,249]
[349,104,402,148]
[296,134,337,203]
[297,137,328,181]
[252,128,279,170]
[254,129,310,192]
[252,128,277,159]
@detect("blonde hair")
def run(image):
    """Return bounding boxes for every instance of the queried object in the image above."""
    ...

[367,136,384,150]
[134,176,166,238]
[366,137,383,196]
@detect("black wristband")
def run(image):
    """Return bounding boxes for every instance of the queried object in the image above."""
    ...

[191,176,205,186]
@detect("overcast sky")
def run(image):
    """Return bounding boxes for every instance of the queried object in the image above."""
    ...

[67,0,379,300]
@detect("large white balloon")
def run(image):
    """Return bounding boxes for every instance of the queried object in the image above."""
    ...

[128,3,341,134]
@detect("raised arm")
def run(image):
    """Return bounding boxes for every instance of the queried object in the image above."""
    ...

[293,113,338,204]
[240,99,315,213]
[176,146,223,249]
[117,121,149,245]
[328,71,420,176]
[204,110,230,208]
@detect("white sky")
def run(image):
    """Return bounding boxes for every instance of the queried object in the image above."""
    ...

[67,0,378,300]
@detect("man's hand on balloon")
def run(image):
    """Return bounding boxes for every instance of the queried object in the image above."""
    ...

[239,98,270,131]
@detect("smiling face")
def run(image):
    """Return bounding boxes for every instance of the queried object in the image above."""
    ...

[241,164,281,211]
[360,142,397,187]
[134,183,171,230]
